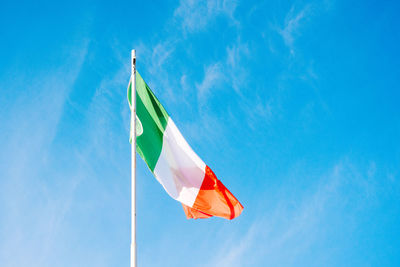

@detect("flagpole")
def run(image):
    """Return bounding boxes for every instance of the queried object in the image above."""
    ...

[131,49,137,267]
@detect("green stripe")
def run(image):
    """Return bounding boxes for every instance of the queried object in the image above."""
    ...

[128,72,169,171]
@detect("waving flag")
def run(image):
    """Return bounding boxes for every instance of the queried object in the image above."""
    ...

[128,72,243,220]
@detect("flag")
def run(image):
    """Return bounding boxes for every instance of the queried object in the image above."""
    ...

[128,72,243,220]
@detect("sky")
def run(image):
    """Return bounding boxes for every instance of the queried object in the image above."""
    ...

[1,0,400,266]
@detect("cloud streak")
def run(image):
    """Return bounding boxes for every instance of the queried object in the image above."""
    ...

[0,41,89,267]
[174,0,238,33]
[205,157,392,266]
[278,5,311,55]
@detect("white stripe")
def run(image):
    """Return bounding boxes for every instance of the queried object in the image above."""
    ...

[153,118,206,207]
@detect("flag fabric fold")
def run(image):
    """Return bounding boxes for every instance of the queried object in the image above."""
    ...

[128,72,243,220]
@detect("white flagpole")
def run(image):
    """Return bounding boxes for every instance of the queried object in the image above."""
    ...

[130,49,137,267]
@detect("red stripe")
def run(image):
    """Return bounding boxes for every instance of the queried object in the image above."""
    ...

[182,166,243,220]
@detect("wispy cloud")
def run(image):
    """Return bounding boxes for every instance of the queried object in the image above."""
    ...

[277,1,334,56]
[0,41,140,266]
[206,157,388,266]
[174,0,238,33]
[278,5,311,55]
[196,62,224,107]
[136,41,176,77]
[195,39,249,105]
[0,41,89,267]
[240,95,274,129]
[133,0,241,102]
[194,39,276,130]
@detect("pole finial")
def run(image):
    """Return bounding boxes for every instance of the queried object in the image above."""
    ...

[131,49,136,74]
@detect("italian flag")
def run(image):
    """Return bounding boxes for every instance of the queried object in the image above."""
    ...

[128,72,243,220]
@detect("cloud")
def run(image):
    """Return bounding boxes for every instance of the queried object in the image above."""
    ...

[0,41,140,266]
[195,39,249,105]
[193,39,276,130]
[80,63,130,166]
[240,95,274,129]
[278,5,311,55]
[174,0,238,33]
[190,39,277,135]
[137,41,176,77]
[0,41,89,267]
[277,1,334,55]
[205,157,388,266]
[134,40,181,105]
[225,40,249,93]
[208,223,258,267]
[196,62,224,107]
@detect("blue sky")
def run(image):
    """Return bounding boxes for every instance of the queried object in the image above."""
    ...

[1,0,400,266]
